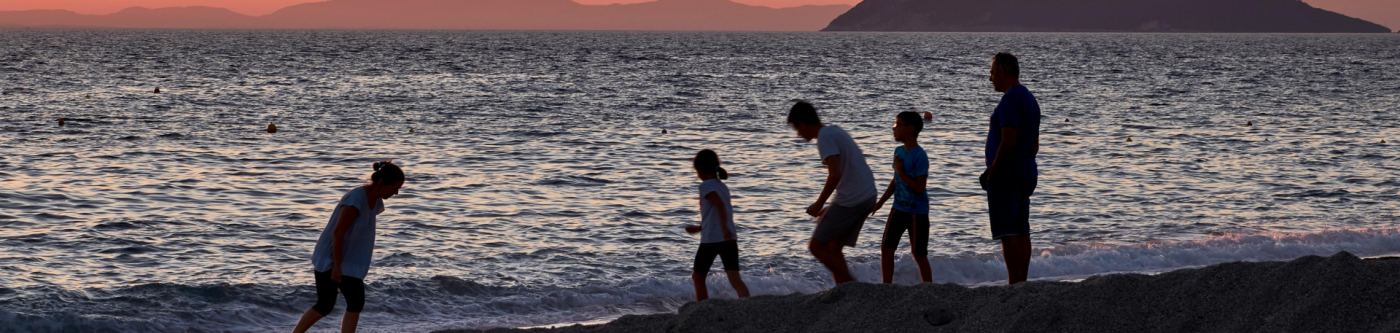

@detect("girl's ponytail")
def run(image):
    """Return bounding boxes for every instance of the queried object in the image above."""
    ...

[694,149,729,180]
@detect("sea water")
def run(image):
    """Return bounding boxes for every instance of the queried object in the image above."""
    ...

[0,31,1397,332]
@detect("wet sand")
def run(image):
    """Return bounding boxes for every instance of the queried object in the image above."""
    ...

[437,252,1400,333]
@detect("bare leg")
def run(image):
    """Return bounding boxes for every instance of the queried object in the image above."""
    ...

[691,272,708,302]
[291,308,324,333]
[910,225,932,283]
[1000,236,1032,284]
[808,239,854,284]
[1017,236,1032,282]
[880,247,897,284]
[724,270,750,298]
[1000,237,1020,284]
[340,312,360,333]
[913,256,932,283]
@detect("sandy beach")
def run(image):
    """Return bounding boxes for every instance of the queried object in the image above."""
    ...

[439,252,1400,333]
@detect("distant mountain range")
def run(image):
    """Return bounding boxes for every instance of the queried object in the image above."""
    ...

[824,0,1392,32]
[0,0,852,31]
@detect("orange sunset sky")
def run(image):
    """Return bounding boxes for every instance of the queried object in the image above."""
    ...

[1,0,1395,30]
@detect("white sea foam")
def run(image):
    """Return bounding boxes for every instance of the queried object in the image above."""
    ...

[5,228,1399,332]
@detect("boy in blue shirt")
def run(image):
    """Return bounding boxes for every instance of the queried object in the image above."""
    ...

[870,111,932,284]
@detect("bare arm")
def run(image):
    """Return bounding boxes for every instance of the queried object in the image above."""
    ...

[872,179,895,216]
[330,205,359,281]
[808,155,843,217]
[988,126,1018,178]
[704,192,734,241]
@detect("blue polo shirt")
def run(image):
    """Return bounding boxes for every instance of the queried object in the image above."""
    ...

[892,146,930,214]
[985,85,1040,179]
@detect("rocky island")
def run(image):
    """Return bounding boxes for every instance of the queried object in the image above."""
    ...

[823,0,1392,32]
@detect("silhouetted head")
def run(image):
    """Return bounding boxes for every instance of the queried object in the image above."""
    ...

[787,101,823,142]
[368,160,406,199]
[693,149,728,181]
[990,52,1020,93]
[893,111,923,143]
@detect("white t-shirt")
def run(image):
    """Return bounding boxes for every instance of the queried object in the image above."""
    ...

[311,186,385,279]
[817,125,877,207]
[698,179,737,244]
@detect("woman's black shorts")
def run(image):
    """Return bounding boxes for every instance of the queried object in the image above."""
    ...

[312,270,366,315]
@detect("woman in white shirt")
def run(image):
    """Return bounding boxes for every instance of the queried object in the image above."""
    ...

[292,161,405,333]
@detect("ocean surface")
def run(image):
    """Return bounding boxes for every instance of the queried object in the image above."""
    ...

[1,30,1398,332]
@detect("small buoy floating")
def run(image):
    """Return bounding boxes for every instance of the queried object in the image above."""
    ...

[662,129,668,134]
[266,123,277,133]
[85,94,91,99]
[58,118,65,126]
[1065,118,1069,122]
[1246,121,1253,127]
[409,127,415,133]
[922,111,933,121]
[154,88,161,94]
[1126,137,1133,142]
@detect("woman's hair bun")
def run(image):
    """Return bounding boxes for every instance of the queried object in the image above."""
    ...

[369,160,405,185]
[373,159,394,171]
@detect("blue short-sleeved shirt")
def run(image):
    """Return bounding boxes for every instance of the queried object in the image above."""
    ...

[892,146,930,214]
[311,186,384,279]
[985,85,1041,179]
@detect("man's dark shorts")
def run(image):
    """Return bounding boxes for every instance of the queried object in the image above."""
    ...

[693,241,740,275]
[987,176,1036,240]
[813,196,877,247]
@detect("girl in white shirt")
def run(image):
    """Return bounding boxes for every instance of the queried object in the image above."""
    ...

[684,149,751,302]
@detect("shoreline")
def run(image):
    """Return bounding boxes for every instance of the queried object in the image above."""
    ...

[437,252,1400,333]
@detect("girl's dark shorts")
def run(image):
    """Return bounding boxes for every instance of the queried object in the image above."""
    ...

[693,241,740,275]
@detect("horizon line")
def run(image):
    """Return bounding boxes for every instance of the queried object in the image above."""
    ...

[0,0,856,18]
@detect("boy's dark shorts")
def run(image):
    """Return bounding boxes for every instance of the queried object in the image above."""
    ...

[987,176,1037,240]
[882,210,930,256]
[813,196,877,247]
[693,241,740,275]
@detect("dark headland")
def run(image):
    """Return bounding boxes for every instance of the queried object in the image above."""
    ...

[823,0,1392,32]
[0,0,850,31]
[436,252,1400,333]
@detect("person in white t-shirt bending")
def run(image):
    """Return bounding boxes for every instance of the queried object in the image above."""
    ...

[293,161,406,333]
[683,149,751,302]
[786,101,878,284]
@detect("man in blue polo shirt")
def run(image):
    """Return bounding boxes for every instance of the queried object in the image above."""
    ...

[982,52,1040,285]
